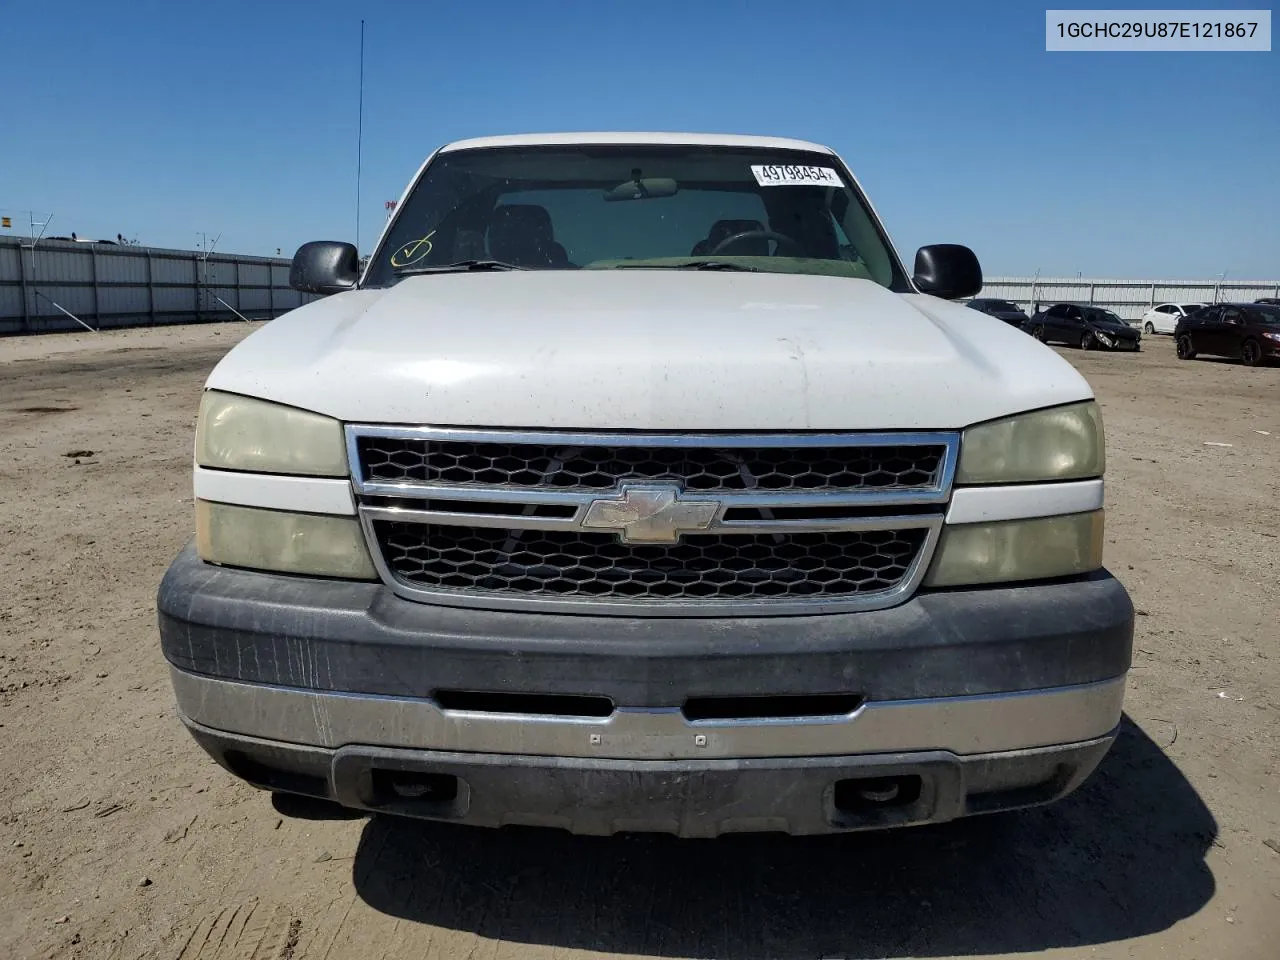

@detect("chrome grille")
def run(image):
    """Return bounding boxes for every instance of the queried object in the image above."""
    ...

[356,436,946,491]
[347,426,959,616]
[374,523,929,601]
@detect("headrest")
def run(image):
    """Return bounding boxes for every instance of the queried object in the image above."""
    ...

[489,204,558,265]
[491,205,554,242]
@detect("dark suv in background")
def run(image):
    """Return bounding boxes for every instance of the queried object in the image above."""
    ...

[1176,302,1280,366]
[966,298,1030,327]
[1024,303,1142,351]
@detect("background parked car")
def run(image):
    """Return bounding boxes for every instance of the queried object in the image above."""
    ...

[1139,302,1204,335]
[1175,302,1280,367]
[965,297,1030,327]
[1024,303,1142,351]
[1255,297,1280,306]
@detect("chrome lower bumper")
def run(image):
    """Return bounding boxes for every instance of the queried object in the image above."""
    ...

[170,666,1126,761]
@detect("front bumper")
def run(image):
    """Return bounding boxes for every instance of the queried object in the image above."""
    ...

[159,544,1133,834]
[185,717,1117,836]
[1100,336,1141,351]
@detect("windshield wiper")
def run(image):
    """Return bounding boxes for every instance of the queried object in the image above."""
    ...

[613,260,759,272]
[395,259,527,275]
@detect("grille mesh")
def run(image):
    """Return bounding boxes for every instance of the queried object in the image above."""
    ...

[358,438,945,491]
[374,522,928,601]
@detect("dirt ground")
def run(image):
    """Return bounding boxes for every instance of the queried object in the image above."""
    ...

[1,321,1277,960]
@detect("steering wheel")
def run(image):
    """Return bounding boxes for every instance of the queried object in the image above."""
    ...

[709,230,806,258]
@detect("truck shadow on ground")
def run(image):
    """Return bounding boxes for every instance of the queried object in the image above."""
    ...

[348,717,1215,957]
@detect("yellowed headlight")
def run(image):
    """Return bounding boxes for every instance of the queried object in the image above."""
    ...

[195,500,376,579]
[195,391,347,477]
[924,511,1104,587]
[957,402,1105,484]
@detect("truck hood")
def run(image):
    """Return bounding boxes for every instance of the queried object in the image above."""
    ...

[208,271,1093,430]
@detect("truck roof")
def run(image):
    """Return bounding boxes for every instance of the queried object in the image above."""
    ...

[438,132,836,154]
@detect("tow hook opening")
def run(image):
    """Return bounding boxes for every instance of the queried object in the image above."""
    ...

[369,769,461,810]
[833,775,923,813]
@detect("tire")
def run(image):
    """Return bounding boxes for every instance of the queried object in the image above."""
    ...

[1176,335,1196,360]
[1033,325,1047,342]
[1081,332,1095,350]
[1242,339,1263,367]
[1143,322,1155,334]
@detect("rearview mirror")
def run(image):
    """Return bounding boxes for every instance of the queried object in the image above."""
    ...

[912,244,982,300]
[603,178,678,202]
[290,241,359,295]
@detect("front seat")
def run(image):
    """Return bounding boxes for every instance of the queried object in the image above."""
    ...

[488,204,569,267]
[690,219,769,257]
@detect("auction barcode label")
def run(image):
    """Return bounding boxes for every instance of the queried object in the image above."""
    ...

[751,165,843,187]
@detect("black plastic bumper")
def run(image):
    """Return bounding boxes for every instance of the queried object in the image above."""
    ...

[158,544,1133,705]
[187,717,1117,837]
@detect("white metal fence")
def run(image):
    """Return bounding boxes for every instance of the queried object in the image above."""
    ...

[4,240,1278,335]
[0,236,315,335]
[978,276,1280,321]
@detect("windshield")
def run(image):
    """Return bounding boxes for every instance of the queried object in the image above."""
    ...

[990,301,1021,313]
[1251,305,1280,324]
[363,145,908,289]
[1085,309,1125,324]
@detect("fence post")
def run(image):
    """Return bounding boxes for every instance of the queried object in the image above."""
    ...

[193,252,202,323]
[146,250,155,325]
[1089,282,1095,306]
[89,246,100,328]
[17,240,31,333]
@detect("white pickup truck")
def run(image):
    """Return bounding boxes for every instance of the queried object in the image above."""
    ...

[158,133,1132,836]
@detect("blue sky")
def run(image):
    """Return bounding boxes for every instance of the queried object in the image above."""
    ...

[2,0,1276,278]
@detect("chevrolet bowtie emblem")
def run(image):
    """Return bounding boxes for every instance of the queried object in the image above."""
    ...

[581,482,719,544]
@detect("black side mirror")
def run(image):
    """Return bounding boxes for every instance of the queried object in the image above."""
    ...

[912,244,982,300]
[290,241,359,295]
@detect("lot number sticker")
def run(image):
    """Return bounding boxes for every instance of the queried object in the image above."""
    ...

[751,165,842,187]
